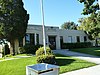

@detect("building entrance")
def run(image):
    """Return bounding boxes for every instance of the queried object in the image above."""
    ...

[48,36,56,50]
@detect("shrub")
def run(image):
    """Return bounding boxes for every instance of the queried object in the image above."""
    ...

[19,44,43,54]
[37,55,56,64]
[19,47,25,54]
[62,42,92,49]
[36,47,53,56]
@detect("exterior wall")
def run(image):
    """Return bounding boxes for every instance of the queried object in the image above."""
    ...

[25,25,90,49]
[59,29,90,43]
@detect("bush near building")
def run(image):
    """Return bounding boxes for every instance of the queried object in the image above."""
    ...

[36,47,53,56]
[36,47,56,64]
[37,55,55,64]
[19,44,43,54]
[62,42,92,49]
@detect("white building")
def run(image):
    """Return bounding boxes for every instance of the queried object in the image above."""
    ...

[22,24,90,50]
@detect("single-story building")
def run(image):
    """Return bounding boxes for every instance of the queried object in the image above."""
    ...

[22,24,90,49]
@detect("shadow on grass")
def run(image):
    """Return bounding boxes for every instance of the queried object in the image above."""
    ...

[55,54,70,57]
[56,58,75,66]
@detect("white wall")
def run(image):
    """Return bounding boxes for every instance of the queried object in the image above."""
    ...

[59,29,90,43]
[26,25,90,49]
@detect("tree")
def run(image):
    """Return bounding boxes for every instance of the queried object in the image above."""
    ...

[78,0,99,15]
[61,21,78,30]
[78,14,100,46]
[0,0,29,55]
[78,0,100,46]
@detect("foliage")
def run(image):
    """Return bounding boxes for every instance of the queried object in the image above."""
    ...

[61,21,78,30]
[19,47,25,54]
[19,44,43,54]
[78,0,100,46]
[36,47,55,64]
[78,13,100,46]
[62,42,92,49]
[78,0,99,15]
[36,55,56,64]
[36,46,53,56]
[0,0,29,54]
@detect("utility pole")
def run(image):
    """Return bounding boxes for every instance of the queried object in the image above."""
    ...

[40,0,46,55]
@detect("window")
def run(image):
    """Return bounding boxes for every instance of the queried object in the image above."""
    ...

[68,36,72,43]
[76,36,80,42]
[36,34,39,44]
[30,34,35,45]
[84,36,87,42]
[25,33,35,45]
[25,34,30,44]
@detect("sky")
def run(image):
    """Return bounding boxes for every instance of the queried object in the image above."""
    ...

[23,0,86,27]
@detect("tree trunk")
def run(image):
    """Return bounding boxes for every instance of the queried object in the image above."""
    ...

[10,40,15,55]
[14,39,19,55]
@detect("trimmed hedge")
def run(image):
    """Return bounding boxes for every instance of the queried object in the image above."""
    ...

[36,47,53,56]
[37,55,56,64]
[19,44,43,54]
[62,42,92,49]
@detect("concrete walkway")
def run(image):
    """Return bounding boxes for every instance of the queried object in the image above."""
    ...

[53,50,100,75]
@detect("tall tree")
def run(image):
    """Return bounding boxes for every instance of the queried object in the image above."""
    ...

[78,0,100,46]
[78,0,99,15]
[0,0,29,55]
[78,15,100,46]
[61,21,78,30]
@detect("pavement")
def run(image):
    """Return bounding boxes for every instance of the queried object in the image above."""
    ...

[53,49,100,75]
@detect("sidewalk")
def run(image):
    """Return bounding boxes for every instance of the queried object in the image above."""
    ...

[53,50,100,75]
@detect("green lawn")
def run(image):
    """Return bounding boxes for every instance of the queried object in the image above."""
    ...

[70,47,100,56]
[0,54,96,75]
[56,54,96,73]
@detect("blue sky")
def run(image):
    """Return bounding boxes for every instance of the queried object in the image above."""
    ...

[23,0,86,27]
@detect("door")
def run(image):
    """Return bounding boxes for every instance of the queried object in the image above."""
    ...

[48,36,56,50]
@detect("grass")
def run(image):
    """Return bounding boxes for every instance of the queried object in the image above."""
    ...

[0,54,96,75]
[0,57,36,75]
[56,54,96,74]
[70,47,100,56]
